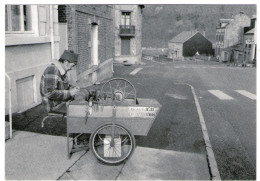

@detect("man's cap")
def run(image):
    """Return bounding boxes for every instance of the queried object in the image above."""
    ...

[60,50,79,64]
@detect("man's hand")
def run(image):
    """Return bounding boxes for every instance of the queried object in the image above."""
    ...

[70,86,80,96]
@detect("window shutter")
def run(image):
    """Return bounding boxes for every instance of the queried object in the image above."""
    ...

[38,5,48,36]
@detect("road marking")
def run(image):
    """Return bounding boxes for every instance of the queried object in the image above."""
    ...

[165,93,187,100]
[235,90,256,100]
[129,68,143,75]
[175,83,221,180]
[208,90,234,100]
[143,56,166,64]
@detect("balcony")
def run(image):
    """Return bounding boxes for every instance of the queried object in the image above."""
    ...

[119,25,135,37]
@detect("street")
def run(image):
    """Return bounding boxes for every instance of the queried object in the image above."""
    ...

[5,4,257,181]
[6,57,256,180]
[113,58,256,180]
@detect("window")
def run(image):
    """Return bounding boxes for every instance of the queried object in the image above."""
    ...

[121,12,131,27]
[5,5,32,32]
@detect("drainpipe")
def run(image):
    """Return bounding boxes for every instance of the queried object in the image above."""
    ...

[5,73,12,139]
[50,5,55,60]
[112,5,116,73]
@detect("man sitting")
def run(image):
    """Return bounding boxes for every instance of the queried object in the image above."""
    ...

[40,50,80,113]
[40,50,88,149]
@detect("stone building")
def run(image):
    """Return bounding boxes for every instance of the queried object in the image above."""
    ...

[114,5,144,64]
[244,15,257,64]
[215,12,251,62]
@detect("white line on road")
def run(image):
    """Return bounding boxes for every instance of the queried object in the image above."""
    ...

[144,57,165,65]
[175,83,221,180]
[129,68,143,75]
[208,90,234,100]
[235,90,256,100]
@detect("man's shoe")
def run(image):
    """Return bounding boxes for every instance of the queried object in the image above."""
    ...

[72,139,89,152]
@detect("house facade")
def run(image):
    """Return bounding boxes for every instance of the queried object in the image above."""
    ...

[5,4,115,115]
[244,16,257,64]
[168,31,213,59]
[5,5,60,114]
[58,5,114,87]
[114,5,144,64]
[215,12,251,62]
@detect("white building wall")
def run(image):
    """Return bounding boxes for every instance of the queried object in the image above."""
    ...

[5,5,59,114]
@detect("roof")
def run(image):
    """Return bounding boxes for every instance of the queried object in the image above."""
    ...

[217,19,233,29]
[169,31,199,43]
[219,19,233,23]
[245,28,255,34]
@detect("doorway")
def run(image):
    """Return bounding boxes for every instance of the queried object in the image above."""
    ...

[121,37,131,55]
[91,24,98,65]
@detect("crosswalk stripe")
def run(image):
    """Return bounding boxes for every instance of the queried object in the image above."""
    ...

[235,90,256,100]
[208,90,234,100]
[130,68,143,75]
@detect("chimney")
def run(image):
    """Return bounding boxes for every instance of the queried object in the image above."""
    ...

[202,31,206,37]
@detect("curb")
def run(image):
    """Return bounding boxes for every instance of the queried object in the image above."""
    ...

[175,83,221,180]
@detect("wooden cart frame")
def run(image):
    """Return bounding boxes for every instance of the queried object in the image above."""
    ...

[66,78,161,164]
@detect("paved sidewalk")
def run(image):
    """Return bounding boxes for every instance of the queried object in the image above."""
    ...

[5,131,85,180]
[6,131,210,180]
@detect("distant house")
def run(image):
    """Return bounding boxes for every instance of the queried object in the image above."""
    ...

[244,15,257,64]
[168,30,213,59]
[114,5,145,64]
[215,12,251,62]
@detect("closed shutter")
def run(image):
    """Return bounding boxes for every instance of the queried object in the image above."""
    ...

[38,5,48,36]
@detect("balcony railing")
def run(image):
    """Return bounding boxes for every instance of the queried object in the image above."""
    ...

[119,25,135,37]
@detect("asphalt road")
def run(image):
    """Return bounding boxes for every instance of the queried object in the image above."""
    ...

[113,58,256,180]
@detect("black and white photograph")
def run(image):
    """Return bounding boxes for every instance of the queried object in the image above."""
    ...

[4,3,257,180]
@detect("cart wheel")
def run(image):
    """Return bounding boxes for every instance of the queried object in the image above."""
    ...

[90,123,135,165]
[101,78,137,103]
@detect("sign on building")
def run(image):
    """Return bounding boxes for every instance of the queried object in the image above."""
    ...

[246,39,254,44]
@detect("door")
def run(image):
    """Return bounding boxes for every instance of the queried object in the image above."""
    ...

[121,37,130,55]
[224,52,228,62]
[238,54,244,64]
[91,24,99,65]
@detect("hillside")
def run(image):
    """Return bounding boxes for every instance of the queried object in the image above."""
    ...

[142,4,256,48]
